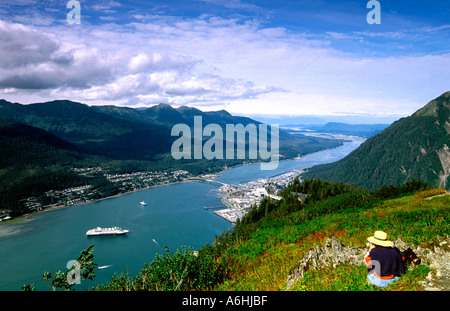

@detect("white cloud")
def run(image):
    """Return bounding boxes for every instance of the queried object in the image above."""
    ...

[90,0,121,12]
[0,15,449,117]
[0,0,37,6]
[0,18,285,108]
[196,0,260,10]
[0,20,59,69]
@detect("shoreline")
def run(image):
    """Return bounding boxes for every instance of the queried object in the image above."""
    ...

[0,178,196,226]
[0,159,271,226]
[1,138,358,226]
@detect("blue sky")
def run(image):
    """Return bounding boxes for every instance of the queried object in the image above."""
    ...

[0,0,449,121]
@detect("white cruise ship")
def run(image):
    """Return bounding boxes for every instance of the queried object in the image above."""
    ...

[86,227,129,236]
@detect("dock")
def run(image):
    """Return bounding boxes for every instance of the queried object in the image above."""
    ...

[214,208,243,223]
[203,206,223,210]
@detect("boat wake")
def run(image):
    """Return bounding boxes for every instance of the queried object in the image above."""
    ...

[153,238,162,248]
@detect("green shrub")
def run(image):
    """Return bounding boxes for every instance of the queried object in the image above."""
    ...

[96,245,224,291]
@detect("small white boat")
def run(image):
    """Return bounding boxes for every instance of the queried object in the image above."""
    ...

[86,227,129,236]
[140,201,147,206]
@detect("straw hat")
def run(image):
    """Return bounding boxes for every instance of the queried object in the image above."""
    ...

[367,231,393,247]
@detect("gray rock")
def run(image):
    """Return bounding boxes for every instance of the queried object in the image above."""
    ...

[285,237,366,290]
[285,235,450,291]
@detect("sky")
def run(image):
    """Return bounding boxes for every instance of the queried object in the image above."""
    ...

[0,0,449,123]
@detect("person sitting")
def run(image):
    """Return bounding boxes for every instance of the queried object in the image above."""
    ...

[364,230,404,287]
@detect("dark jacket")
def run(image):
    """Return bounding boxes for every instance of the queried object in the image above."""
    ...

[365,247,405,279]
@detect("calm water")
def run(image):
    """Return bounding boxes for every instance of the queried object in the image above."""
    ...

[0,140,361,291]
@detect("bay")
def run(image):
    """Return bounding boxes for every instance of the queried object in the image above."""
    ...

[0,140,362,291]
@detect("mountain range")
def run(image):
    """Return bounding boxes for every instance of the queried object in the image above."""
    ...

[0,99,343,213]
[0,99,344,162]
[4,90,448,213]
[304,122,389,138]
[305,91,450,190]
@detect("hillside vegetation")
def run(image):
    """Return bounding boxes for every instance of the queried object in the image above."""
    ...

[305,91,450,190]
[78,178,449,291]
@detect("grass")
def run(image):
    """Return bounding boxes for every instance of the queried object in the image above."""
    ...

[215,190,450,291]
[290,264,432,291]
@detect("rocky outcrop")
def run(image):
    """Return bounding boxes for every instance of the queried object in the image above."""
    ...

[285,237,366,290]
[285,236,450,291]
[436,144,450,189]
[415,236,450,291]
[394,235,450,290]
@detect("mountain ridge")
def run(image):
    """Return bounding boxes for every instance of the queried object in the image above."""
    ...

[307,122,389,138]
[304,91,450,190]
[0,99,343,161]
[0,98,343,214]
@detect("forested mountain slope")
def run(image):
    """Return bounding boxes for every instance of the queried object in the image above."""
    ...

[305,91,450,190]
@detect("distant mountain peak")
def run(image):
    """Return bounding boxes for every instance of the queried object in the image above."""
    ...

[152,103,175,110]
[30,99,89,109]
[176,105,203,113]
[306,91,450,190]
[204,109,233,118]
[215,109,232,116]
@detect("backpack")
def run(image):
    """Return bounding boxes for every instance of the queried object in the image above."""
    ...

[399,247,421,269]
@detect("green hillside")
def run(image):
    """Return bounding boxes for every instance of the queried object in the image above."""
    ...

[0,117,98,214]
[0,99,342,161]
[71,178,448,292]
[215,180,448,291]
[304,91,450,190]
[0,99,172,160]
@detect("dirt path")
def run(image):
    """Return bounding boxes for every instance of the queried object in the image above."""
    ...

[425,191,450,200]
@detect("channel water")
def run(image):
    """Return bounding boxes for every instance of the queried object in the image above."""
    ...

[0,140,362,290]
